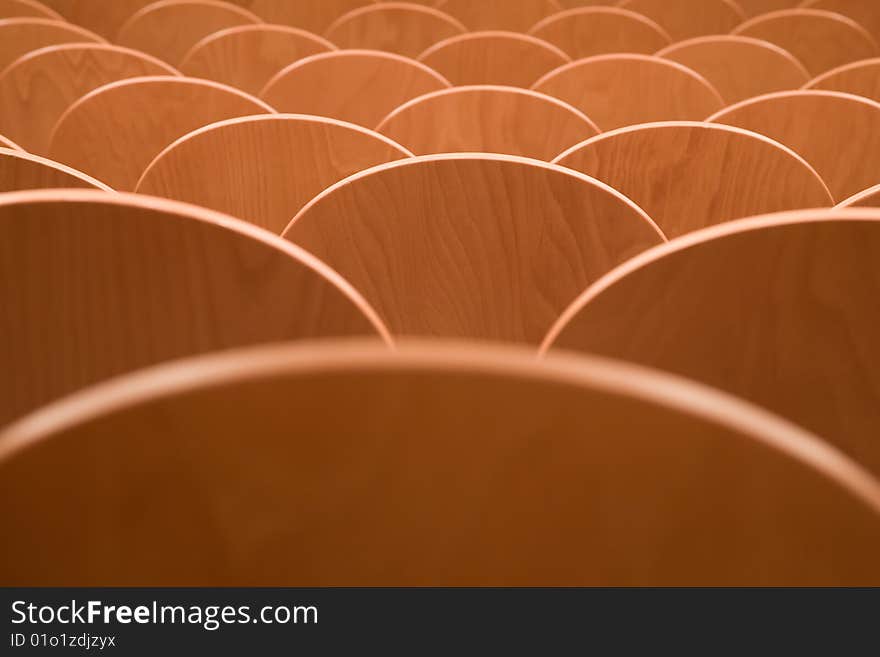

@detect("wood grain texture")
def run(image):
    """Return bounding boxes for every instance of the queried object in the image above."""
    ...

[733,9,878,77]
[529,7,671,60]
[0,191,389,427]
[137,114,412,233]
[543,210,880,479]
[234,0,375,34]
[805,57,880,103]
[532,54,723,130]
[617,0,745,40]
[837,183,880,207]
[0,0,62,19]
[260,49,449,128]
[283,154,663,343]
[800,0,880,42]
[737,0,799,16]
[2,339,880,585]
[0,44,178,155]
[0,134,23,150]
[37,0,156,38]
[377,85,599,158]
[418,31,569,87]
[179,24,334,95]
[554,122,832,237]
[657,36,809,105]
[324,2,466,58]
[708,90,880,201]
[0,17,103,72]
[116,0,261,66]
[0,147,110,190]
[49,76,273,191]
[434,0,562,32]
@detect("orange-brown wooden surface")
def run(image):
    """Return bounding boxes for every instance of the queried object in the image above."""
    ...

[617,0,744,40]
[0,147,111,191]
[116,0,261,66]
[837,183,880,207]
[0,44,178,154]
[38,0,156,37]
[48,76,273,191]
[137,114,412,233]
[324,3,465,58]
[434,0,561,32]
[0,134,23,150]
[235,0,374,34]
[543,210,880,479]
[529,7,671,60]
[418,31,569,87]
[2,339,879,585]
[284,154,663,343]
[533,54,723,130]
[657,36,809,105]
[800,0,880,43]
[377,85,599,158]
[0,0,61,19]
[737,0,799,15]
[0,191,389,427]
[732,9,878,77]
[179,24,334,94]
[261,49,449,128]
[805,58,880,103]
[0,17,103,72]
[554,122,831,237]
[709,90,880,201]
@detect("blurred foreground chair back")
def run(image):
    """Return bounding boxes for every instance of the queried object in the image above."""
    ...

[260,49,450,128]
[2,340,879,585]
[324,3,466,59]
[543,209,880,478]
[48,75,273,190]
[657,36,809,105]
[418,30,569,88]
[0,43,178,154]
[709,89,880,201]
[377,85,599,159]
[283,153,664,343]
[617,0,744,40]
[0,17,103,71]
[532,54,723,130]
[179,24,335,95]
[137,114,412,233]
[0,190,389,426]
[0,147,111,191]
[554,122,832,238]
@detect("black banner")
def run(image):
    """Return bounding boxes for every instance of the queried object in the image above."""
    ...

[1,588,877,654]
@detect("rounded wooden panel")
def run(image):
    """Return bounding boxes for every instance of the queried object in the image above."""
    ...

[418,31,569,87]
[737,0,799,16]
[260,49,449,128]
[805,58,880,103]
[434,0,561,32]
[543,210,880,479]
[837,183,880,207]
[533,54,723,130]
[0,17,103,72]
[324,3,466,58]
[2,339,880,585]
[377,85,599,159]
[37,0,156,38]
[657,36,809,105]
[237,0,374,34]
[708,90,880,201]
[0,190,389,427]
[554,122,832,238]
[116,0,261,66]
[732,9,878,77]
[0,134,23,150]
[179,24,334,95]
[617,0,745,40]
[137,114,412,233]
[800,0,880,43]
[48,76,273,191]
[0,147,110,191]
[529,7,671,60]
[0,0,61,19]
[283,154,663,343]
[0,44,178,155]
